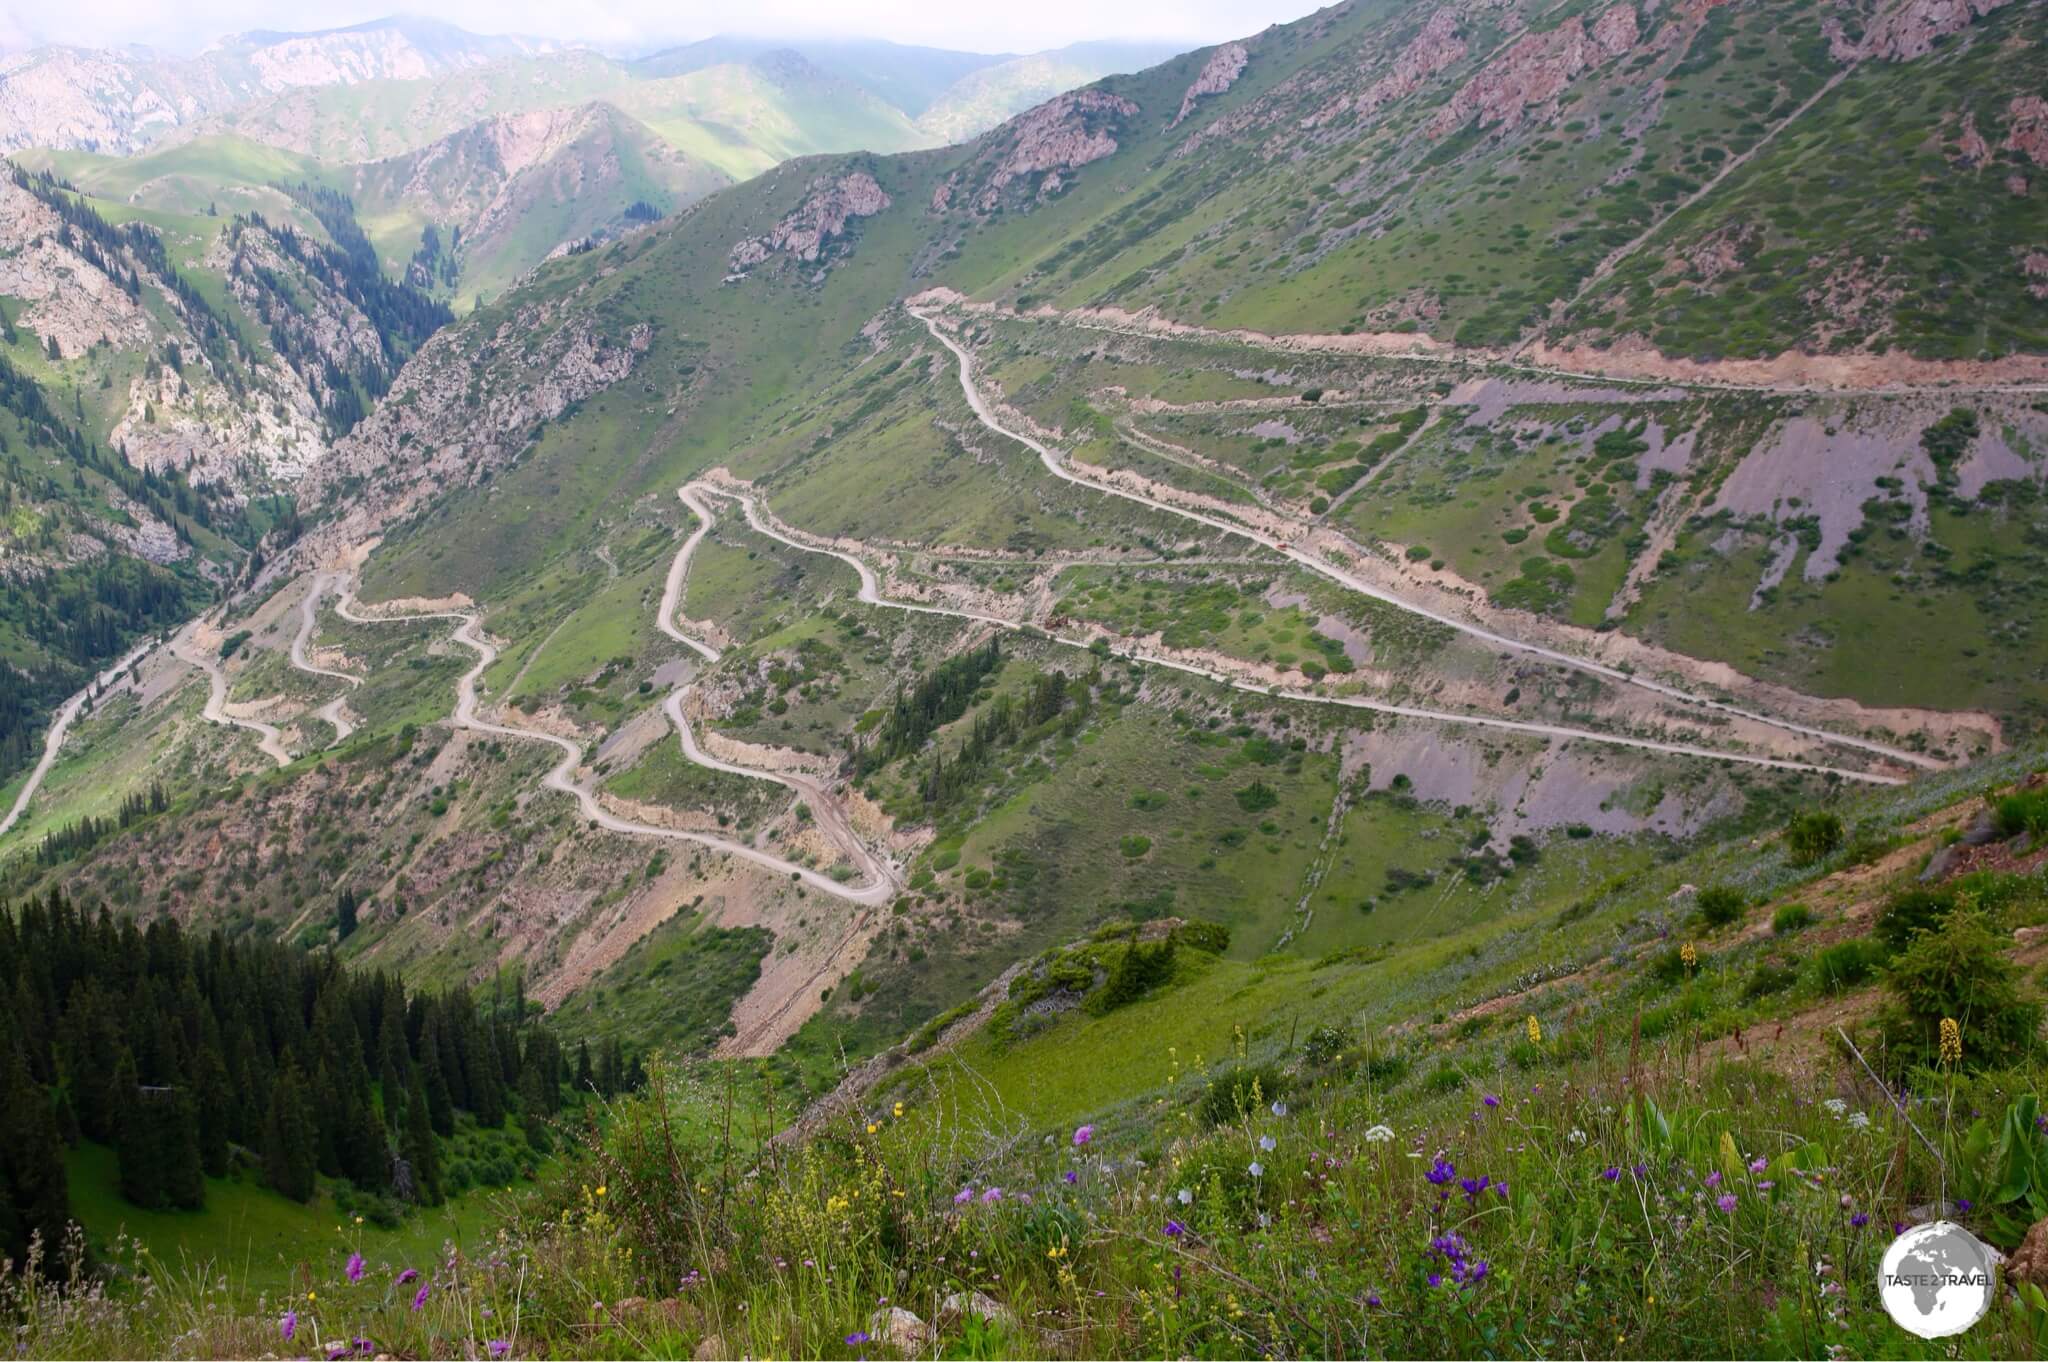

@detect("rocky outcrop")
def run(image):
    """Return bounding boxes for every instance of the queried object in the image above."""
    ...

[934,89,1140,215]
[1842,0,2012,62]
[2004,95,2048,166]
[1427,5,1638,138]
[728,171,890,275]
[1953,111,1991,164]
[299,295,652,552]
[1305,10,1467,131]
[2022,249,2048,301]
[1171,43,1249,128]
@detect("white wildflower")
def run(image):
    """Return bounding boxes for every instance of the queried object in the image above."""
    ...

[1364,1124,1395,1143]
[1846,1111,1871,1130]
[1176,1188,1193,1205]
[1568,1128,1587,1146]
[1258,1135,1276,1152]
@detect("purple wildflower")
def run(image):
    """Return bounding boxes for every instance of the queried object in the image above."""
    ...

[845,1332,871,1347]
[1073,1124,1094,1146]
[1427,1272,1444,1288]
[1850,1213,1870,1228]
[346,1250,364,1283]
[1164,1220,1187,1238]
[980,1186,1004,1204]
[1063,1170,1078,1185]
[281,1310,298,1342]
[396,1267,420,1286]
[1956,1198,1974,1213]
[411,1281,431,1311]
[953,1186,973,1205]
[1749,1157,1767,1174]
[1482,1094,1500,1108]
[1717,1194,1739,1214]
[1366,1291,1383,1308]
[1600,1167,1620,1182]
[1460,1175,1491,1202]
[1425,1155,1456,1186]
[1704,1171,1722,1189]
[1632,1163,1649,1177]
[488,1342,511,1359]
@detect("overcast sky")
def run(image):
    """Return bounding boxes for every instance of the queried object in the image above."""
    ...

[0,0,1329,57]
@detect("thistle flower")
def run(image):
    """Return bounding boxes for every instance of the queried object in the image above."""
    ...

[954,1186,974,1205]
[396,1268,420,1286]
[488,1342,511,1359]
[1716,1194,1738,1214]
[281,1310,298,1342]
[980,1186,1004,1204]
[1073,1124,1094,1146]
[1939,1017,1962,1065]
[1748,1157,1767,1174]
[345,1251,364,1283]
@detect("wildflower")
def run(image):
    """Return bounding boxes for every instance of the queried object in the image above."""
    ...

[980,1187,1004,1204]
[1460,1175,1491,1202]
[1717,1194,1738,1214]
[1073,1124,1095,1146]
[845,1332,871,1347]
[1957,1198,1974,1213]
[1704,1171,1722,1189]
[1425,1155,1456,1186]
[1366,1291,1383,1308]
[1176,1188,1193,1205]
[1567,1129,1587,1146]
[595,1185,607,1198]
[1063,1171,1078,1185]
[412,1281,432,1311]
[1527,1016,1542,1045]
[1482,1094,1500,1108]
[1364,1124,1394,1143]
[1846,1111,1871,1130]
[1822,1097,1848,1117]
[346,1251,364,1283]
[867,1122,879,1134]
[1259,1135,1276,1152]
[488,1343,510,1359]
[1680,942,1698,970]
[1850,1213,1870,1228]
[892,1102,904,1118]
[1939,1017,1962,1065]
[954,1186,974,1205]
[1272,1101,1287,1117]
[1428,1272,1444,1288]
[1163,1220,1186,1238]
[1749,1157,1767,1174]
[397,1268,420,1285]
[1248,1161,1265,1178]
[281,1310,298,1342]
[1600,1167,1621,1182]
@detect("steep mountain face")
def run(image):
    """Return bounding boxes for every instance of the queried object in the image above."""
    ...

[345,103,731,307]
[0,17,561,155]
[4,0,2046,1093]
[915,42,1184,144]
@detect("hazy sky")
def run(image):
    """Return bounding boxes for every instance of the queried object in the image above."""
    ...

[0,0,1330,57]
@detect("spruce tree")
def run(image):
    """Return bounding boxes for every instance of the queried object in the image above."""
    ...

[262,1064,318,1203]
[400,1072,441,1206]
[0,1041,69,1274]
[112,1050,164,1209]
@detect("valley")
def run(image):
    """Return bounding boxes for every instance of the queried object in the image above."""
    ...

[3,0,2048,1356]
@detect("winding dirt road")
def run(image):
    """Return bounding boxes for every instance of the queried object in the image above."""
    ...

[169,620,292,767]
[292,572,361,744]
[910,305,1931,777]
[0,641,154,838]
[693,482,1902,786]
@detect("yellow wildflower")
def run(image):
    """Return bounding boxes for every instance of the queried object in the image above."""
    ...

[1939,1017,1962,1065]
[1527,1015,1542,1045]
[595,1185,607,1198]
[892,1101,904,1118]
[1680,942,1698,970]
[867,1122,879,1134]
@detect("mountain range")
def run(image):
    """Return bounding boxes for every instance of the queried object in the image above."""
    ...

[2,0,2048,1353]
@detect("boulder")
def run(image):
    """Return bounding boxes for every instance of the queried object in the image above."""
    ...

[1961,811,1999,846]
[868,1306,933,1351]
[692,1336,727,1360]
[1918,846,1958,882]
[940,1289,1017,1328]
[2010,1217,2048,1288]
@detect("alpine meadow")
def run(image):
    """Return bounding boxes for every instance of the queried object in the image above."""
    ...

[5,0,2048,1357]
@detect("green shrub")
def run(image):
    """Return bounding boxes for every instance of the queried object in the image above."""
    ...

[1695,886,1746,928]
[1198,1063,1290,1125]
[1772,904,1815,935]
[1118,835,1152,859]
[1785,811,1844,866]
[1876,909,2040,1070]
[1174,919,1232,954]
[1743,960,1800,1001]
[1993,790,2048,839]
[1420,1061,1466,1095]
[1875,888,1954,953]
[1814,940,1884,994]
[1302,1025,1350,1066]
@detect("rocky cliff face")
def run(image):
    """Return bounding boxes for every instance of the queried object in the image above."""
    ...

[931,89,1140,215]
[728,171,891,275]
[1427,4,1639,138]
[298,295,652,554]
[1170,43,1248,128]
[1835,0,2012,61]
